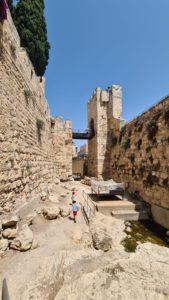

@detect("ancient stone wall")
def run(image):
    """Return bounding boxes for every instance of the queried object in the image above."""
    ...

[88,85,122,178]
[72,157,85,177]
[111,96,169,209]
[0,12,72,211]
[51,117,72,181]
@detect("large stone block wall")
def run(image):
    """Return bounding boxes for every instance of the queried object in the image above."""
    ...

[88,85,122,178]
[87,88,99,177]
[111,96,169,209]
[51,117,72,181]
[72,157,85,177]
[0,12,72,211]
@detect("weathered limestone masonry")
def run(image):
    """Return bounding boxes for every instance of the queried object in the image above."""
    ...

[111,96,169,228]
[88,85,122,178]
[0,12,72,210]
[51,117,72,181]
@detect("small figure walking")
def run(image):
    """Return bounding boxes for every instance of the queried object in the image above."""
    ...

[72,200,79,223]
[71,188,76,203]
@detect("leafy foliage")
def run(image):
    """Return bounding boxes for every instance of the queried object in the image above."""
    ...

[36,118,44,130]
[120,137,130,150]
[24,88,32,99]
[119,126,126,144]
[36,118,44,142]
[15,0,50,76]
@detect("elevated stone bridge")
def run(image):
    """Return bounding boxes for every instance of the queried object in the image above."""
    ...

[72,128,95,140]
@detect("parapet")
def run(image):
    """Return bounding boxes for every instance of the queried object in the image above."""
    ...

[87,85,122,118]
[52,117,72,131]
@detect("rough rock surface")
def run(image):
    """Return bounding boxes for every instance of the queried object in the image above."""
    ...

[60,206,70,217]
[2,228,18,239]
[0,182,169,300]
[42,207,60,220]
[41,192,47,201]
[55,178,60,184]
[90,213,126,250]
[71,227,93,248]
[31,237,39,250]
[25,213,37,226]
[92,229,112,251]
[0,239,9,251]
[10,225,34,251]
[1,215,19,228]
[55,243,169,300]
[49,195,59,204]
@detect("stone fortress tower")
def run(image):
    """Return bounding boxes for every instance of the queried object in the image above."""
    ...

[87,85,122,178]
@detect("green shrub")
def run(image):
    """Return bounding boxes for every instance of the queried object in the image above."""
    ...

[119,126,126,144]
[121,137,130,150]
[36,118,44,142]
[36,119,44,130]
[24,89,32,98]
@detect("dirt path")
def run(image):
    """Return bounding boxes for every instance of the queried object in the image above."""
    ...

[1,181,169,300]
[0,181,91,299]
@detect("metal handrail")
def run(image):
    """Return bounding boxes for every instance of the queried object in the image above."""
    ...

[82,191,96,223]
[2,279,10,300]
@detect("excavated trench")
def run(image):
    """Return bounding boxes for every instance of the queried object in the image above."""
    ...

[122,219,169,252]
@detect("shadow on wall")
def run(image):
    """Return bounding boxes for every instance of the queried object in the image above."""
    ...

[102,102,112,179]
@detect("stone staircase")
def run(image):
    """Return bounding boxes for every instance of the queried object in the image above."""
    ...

[95,199,149,221]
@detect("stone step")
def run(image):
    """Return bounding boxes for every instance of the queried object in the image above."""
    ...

[111,209,149,221]
[96,200,146,212]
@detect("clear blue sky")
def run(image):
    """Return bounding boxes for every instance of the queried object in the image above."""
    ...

[17,1,169,147]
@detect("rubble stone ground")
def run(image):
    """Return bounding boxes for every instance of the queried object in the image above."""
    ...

[0,182,169,300]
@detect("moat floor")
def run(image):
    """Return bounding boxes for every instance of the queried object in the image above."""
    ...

[0,182,169,300]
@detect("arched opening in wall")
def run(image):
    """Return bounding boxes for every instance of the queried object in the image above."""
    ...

[72,145,88,180]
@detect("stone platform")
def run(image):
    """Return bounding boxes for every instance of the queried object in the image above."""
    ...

[88,194,149,221]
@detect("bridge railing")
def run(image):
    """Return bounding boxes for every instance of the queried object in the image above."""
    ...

[72,128,95,140]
